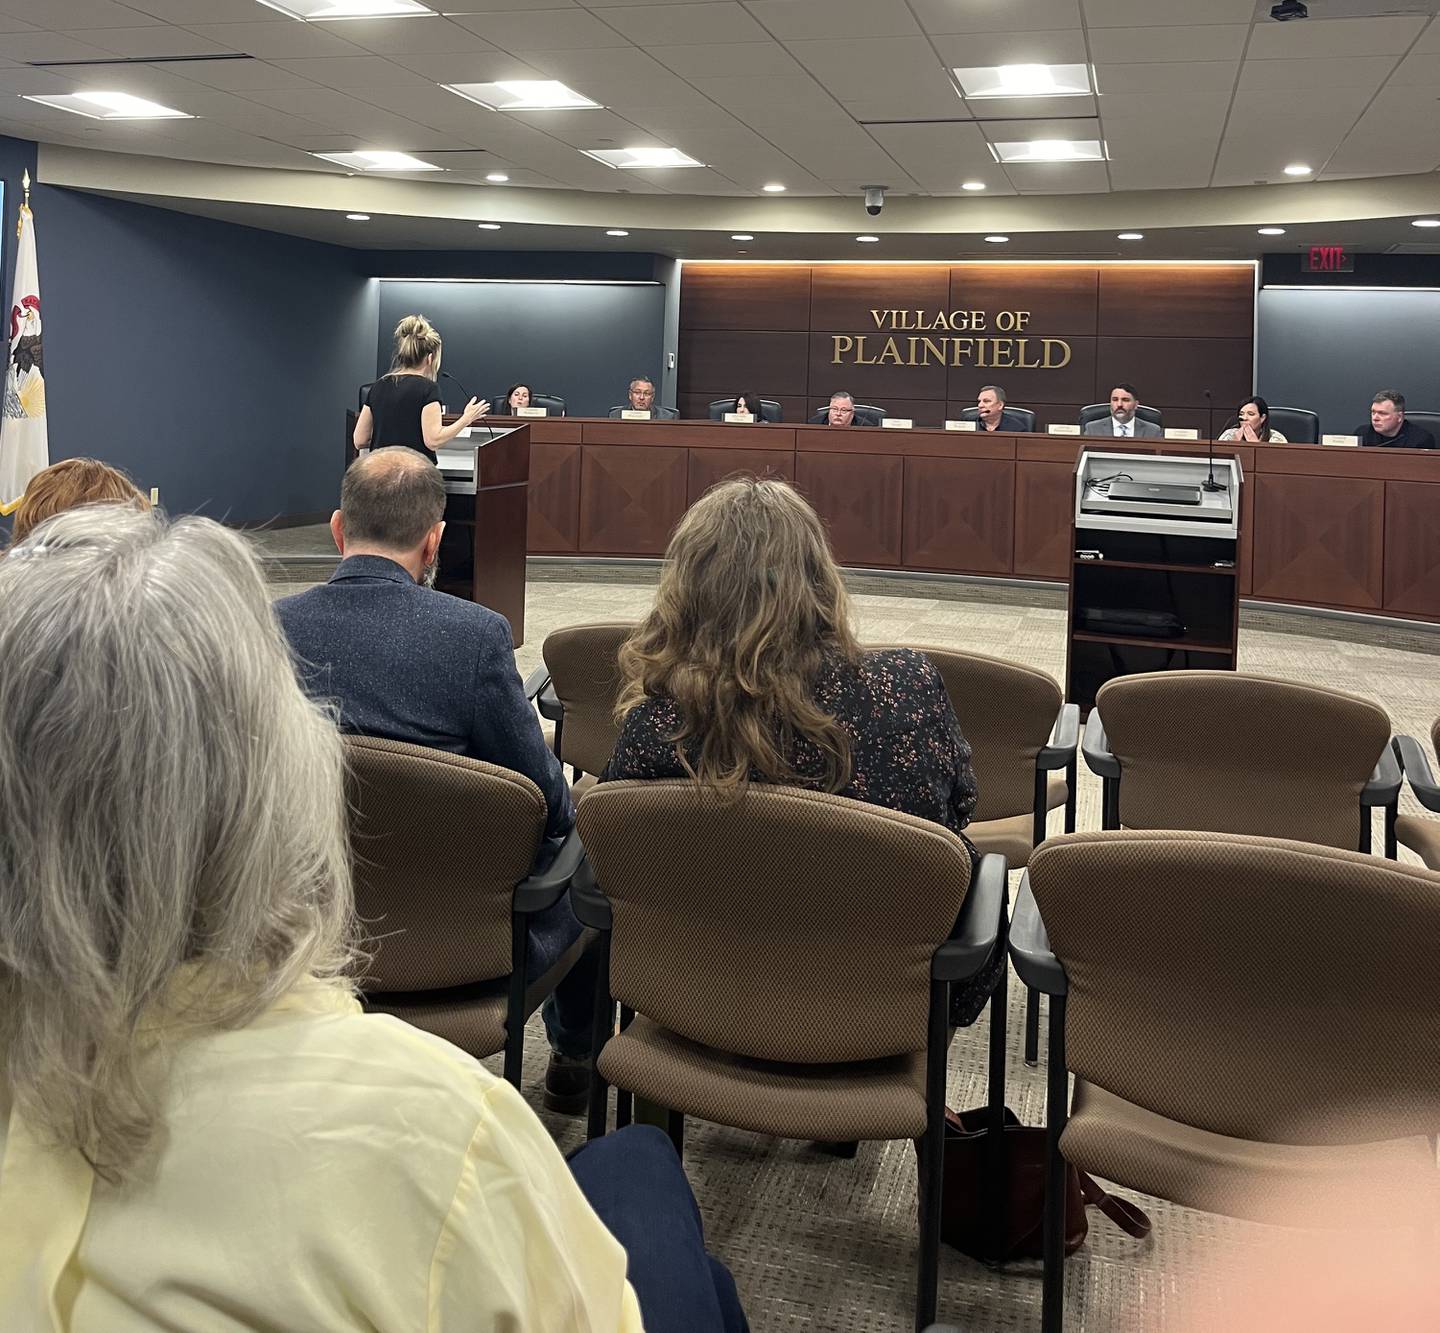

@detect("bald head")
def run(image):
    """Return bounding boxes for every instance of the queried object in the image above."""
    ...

[333,447,447,582]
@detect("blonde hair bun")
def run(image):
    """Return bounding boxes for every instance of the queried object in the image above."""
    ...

[391,314,442,372]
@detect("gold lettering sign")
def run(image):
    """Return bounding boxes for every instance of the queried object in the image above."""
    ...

[833,310,1070,370]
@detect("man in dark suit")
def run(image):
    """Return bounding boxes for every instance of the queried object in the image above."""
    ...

[1354,390,1437,449]
[275,448,594,1111]
[1083,383,1163,438]
[608,375,679,419]
[975,384,1032,432]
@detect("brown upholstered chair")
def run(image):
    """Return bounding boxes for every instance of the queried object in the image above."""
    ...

[1081,671,1400,856]
[570,780,1010,1332]
[1395,721,1440,870]
[527,621,635,781]
[344,734,588,1085]
[884,644,1078,1065]
[1011,829,1440,1332]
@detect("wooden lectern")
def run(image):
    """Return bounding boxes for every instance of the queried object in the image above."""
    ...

[342,414,531,647]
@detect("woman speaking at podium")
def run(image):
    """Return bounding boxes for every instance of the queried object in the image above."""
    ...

[353,314,489,455]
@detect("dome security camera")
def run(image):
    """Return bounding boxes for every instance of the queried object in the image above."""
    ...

[1270,1,1308,19]
[864,186,885,217]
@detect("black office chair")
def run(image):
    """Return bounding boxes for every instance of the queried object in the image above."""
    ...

[494,392,565,416]
[957,406,1037,431]
[809,403,886,426]
[707,397,783,422]
[1402,409,1440,440]
[1265,406,1318,443]
[1078,403,1163,431]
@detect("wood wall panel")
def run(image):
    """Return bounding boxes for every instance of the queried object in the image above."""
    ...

[794,451,904,567]
[1383,480,1440,618]
[1095,336,1253,410]
[809,264,949,328]
[1250,473,1384,609]
[949,264,1100,336]
[808,332,947,403]
[680,263,811,331]
[1097,264,1254,338]
[677,329,809,395]
[902,457,1014,574]
[946,335,1096,407]
[1013,460,1076,580]
[527,442,580,553]
[688,447,794,501]
[578,445,688,556]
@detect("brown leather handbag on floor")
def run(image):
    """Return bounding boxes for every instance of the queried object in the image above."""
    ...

[938,1106,1152,1263]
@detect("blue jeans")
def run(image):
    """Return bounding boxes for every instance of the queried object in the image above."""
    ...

[568,1126,749,1333]
[526,893,597,1060]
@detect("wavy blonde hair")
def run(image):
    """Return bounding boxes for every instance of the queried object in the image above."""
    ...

[0,507,356,1183]
[617,477,860,795]
[389,313,442,376]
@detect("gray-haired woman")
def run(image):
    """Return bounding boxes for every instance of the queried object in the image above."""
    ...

[0,507,744,1333]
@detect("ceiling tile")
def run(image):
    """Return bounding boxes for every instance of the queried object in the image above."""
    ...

[1002,160,1110,193]
[506,106,653,146]
[1094,61,1238,93]
[691,73,848,122]
[649,41,800,78]
[1245,16,1427,60]
[1385,48,1440,85]
[324,16,497,57]
[269,56,435,91]
[956,94,1095,121]
[0,0,160,28]
[1231,87,1373,121]
[166,58,340,92]
[784,34,944,86]
[385,50,547,82]
[930,29,1089,66]
[1096,90,1230,124]
[742,0,920,41]
[1237,53,1399,91]
[0,31,121,62]
[865,121,1001,191]
[116,0,272,20]
[1089,25,1249,64]
[1084,0,1255,24]
[447,9,631,49]
[182,22,368,59]
[594,2,768,45]
[910,0,1080,33]
[64,26,241,57]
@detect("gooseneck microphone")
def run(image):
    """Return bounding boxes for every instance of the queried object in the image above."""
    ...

[1201,387,1225,493]
[440,370,495,444]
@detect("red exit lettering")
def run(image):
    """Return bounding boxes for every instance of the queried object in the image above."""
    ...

[1308,244,1346,271]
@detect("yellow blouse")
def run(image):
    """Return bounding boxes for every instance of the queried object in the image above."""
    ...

[0,981,644,1333]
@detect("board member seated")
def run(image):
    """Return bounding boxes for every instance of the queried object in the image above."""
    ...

[609,376,679,420]
[1083,384,1162,438]
[1355,390,1437,449]
[975,385,1033,432]
[354,314,489,455]
[9,457,149,544]
[1219,396,1287,443]
[729,392,768,422]
[499,382,532,414]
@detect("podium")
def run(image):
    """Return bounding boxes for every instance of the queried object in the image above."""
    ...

[1065,450,1243,711]
[343,415,531,647]
[433,422,531,646]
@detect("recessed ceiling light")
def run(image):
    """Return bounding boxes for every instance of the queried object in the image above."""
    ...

[856,234,880,243]
[484,172,509,183]
[961,180,987,191]
[1411,218,1440,228]
[1257,226,1286,236]
[443,80,600,111]
[476,222,502,230]
[605,229,629,237]
[953,63,1093,99]
[21,91,191,120]
[984,235,1010,243]
[312,149,440,171]
[345,212,370,221]
[1117,232,1143,241]
[762,182,786,193]
[583,146,703,169]
[990,139,1106,164]
[1282,163,1312,176]
[255,0,432,17]
[731,233,754,241]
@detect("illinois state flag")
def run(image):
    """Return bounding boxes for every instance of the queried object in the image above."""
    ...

[0,196,48,514]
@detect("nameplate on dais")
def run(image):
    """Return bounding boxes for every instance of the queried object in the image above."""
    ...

[1164,428,1200,440]
[881,417,914,429]
[945,420,977,431]
[516,406,547,417]
[1322,434,1359,447]
[1048,423,1081,435]
[620,409,653,420]
[723,412,755,423]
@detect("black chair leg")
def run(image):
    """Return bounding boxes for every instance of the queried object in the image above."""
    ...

[916,977,947,1331]
[1064,755,1077,833]
[503,913,528,1088]
[1385,802,1398,860]
[1025,987,1041,1067]
[666,1109,685,1159]
[982,946,1009,1262]
[1042,995,1069,1333]
[586,942,613,1141]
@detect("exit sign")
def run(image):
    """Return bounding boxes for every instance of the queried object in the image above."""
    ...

[1302,244,1354,273]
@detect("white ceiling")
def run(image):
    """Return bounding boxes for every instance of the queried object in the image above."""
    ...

[5,0,1440,257]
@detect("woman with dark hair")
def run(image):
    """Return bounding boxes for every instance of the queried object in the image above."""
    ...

[503,383,532,414]
[1219,395,1288,443]
[730,392,768,421]
[353,314,489,454]
[604,477,992,1023]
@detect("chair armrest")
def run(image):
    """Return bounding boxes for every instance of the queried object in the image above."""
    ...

[1037,702,1080,770]
[1395,735,1440,812]
[569,854,613,931]
[513,826,586,913]
[536,680,563,723]
[1008,876,1067,997]
[1361,741,1402,808]
[933,852,1007,982]
[1081,708,1119,779]
[522,664,549,701]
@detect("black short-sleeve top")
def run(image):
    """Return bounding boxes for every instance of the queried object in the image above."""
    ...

[364,373,444,453]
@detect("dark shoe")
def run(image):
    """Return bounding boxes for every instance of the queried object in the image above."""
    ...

[544,1052,590,1115]
[814,1139,859,1158]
